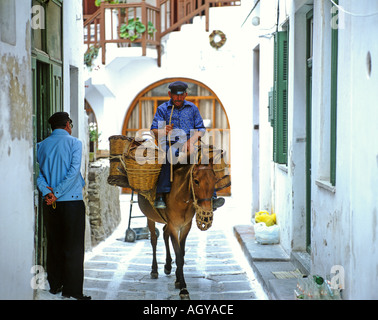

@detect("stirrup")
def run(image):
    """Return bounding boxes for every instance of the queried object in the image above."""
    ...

[154,196,166,209]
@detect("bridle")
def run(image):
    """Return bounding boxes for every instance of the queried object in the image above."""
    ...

[188,165,216,231]
[189,165,215,205]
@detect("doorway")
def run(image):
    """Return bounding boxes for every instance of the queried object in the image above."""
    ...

[32,59,63,267]
[252,46,260,215]
[306,10,313,253]
[122,78,231,196]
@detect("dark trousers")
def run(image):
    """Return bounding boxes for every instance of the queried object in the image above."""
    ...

[156,142,181,193]
[156,146,217,197]
[43,200,86,296]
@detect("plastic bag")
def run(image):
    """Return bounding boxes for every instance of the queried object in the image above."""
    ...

[255,211,276,226]
[254,222,280,244]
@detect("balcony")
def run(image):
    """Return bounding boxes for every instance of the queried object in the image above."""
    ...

[83,0,240,66]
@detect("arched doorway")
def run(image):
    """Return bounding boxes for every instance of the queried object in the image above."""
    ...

[122,78,231,195]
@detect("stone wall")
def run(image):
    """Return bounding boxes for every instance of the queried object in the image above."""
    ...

[87,159,121,247]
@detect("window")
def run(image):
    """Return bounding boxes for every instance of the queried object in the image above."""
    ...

[269,31,289,165]
[46,0,62,61]
[123,79,230,136]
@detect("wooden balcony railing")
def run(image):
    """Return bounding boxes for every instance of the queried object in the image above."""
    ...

[160,0,240,37]
[83,0,240,67]
[84,2,161,65]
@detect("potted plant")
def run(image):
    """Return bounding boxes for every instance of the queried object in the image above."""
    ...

[120,17,145,41]
[120,18,157,42]
[95,0,119,6]
[89,122,101,162]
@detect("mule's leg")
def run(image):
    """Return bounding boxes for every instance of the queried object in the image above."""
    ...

[176,222,192,299]
[147,219,158,279]
[179,221,192,258]
[170,231,185,291]
[169,224,190,300]
[163,225,172,275]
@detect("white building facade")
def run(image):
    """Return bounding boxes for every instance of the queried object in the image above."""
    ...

[255,0,378,299]
[85,0,378,299]
[0,0,86,299]
[84,1,256,216]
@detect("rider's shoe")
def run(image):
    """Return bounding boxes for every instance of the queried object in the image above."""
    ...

[154,196,166,209]
[212,197,225,211]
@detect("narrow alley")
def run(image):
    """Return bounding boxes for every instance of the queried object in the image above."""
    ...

[2,0,377,302]
[36,194,268,301]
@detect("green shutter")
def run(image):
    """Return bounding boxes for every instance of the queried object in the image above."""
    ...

[51,64,63,113]
[273,31,289,164]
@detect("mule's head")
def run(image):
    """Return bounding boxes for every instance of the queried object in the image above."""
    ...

[192,163,217,212]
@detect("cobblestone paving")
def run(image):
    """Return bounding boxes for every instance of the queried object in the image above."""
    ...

[36,195,268,300]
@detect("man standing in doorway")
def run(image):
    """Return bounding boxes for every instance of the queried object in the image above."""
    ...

[37,112,91,300]
[150,81,225,210]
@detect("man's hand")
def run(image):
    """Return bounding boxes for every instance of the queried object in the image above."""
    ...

[45,186,57,206]
[165,124,174,135]
[152,125,174,138]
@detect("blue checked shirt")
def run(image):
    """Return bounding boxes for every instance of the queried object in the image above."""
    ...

[150,99,206,144]
[37,129,85,201]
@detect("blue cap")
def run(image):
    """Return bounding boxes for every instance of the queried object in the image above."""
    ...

[168,81,188,94]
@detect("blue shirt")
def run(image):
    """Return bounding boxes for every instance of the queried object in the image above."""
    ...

[37,129,85,202]
[150,99,205,143]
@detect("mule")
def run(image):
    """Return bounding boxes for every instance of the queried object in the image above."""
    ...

[137,161,217,300]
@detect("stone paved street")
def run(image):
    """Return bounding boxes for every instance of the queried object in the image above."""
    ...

[36,194,268,300]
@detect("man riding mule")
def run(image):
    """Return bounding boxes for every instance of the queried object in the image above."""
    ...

[122,80,226,299]
[150,80,225,211]
[108,81,229,299]
[137,150,220,299]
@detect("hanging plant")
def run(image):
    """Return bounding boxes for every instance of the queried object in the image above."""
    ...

[209,30,227,50]
[84,45,99,68]
[95,0,119,6]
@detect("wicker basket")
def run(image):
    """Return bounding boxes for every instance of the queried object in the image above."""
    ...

[107,159,130,188]
[107,135,135,188]
[109,135,134,156]
[122,141,163,192]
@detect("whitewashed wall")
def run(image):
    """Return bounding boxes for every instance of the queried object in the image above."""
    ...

[0,0,85,299]
[85,3,258,223]
[0,1,34,300]
[63,0,88,174]
[311,0,378,300]
[85,0,378,299]
[256,0,378,299]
